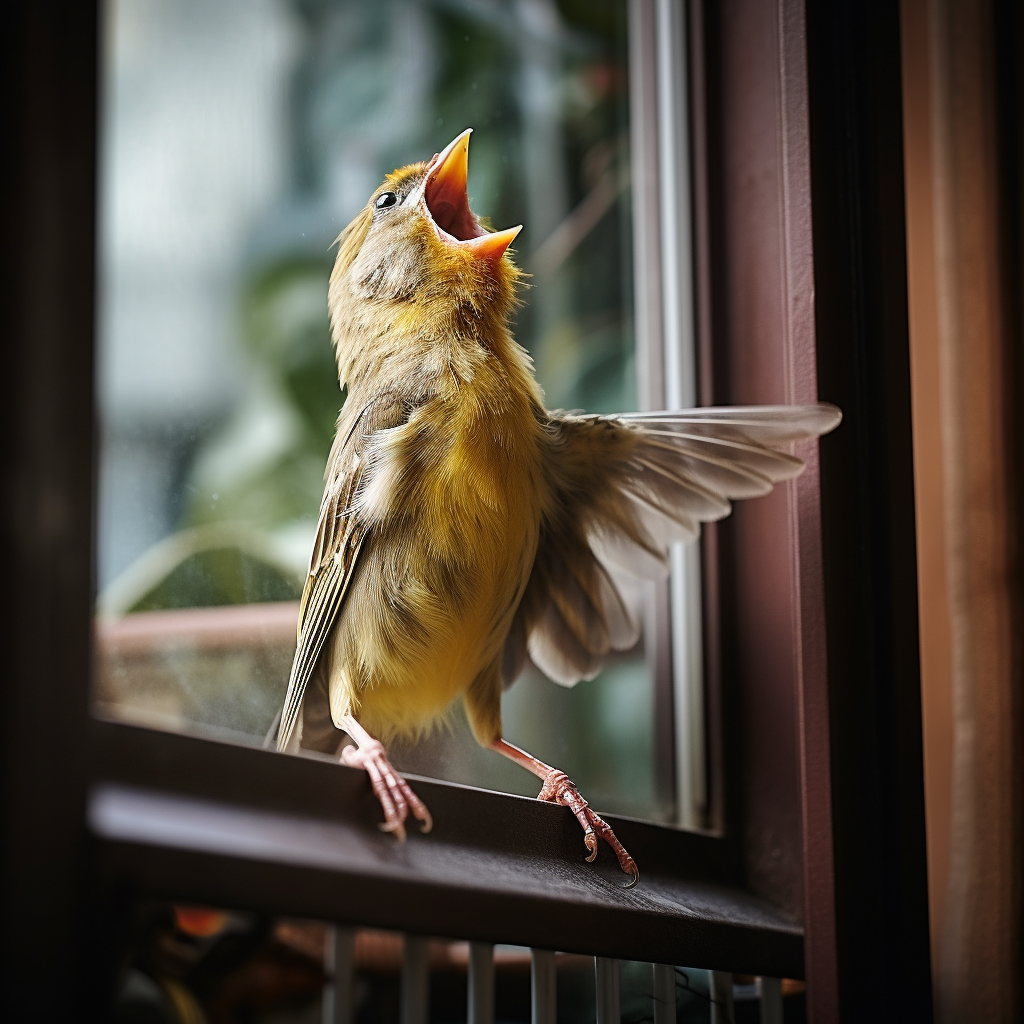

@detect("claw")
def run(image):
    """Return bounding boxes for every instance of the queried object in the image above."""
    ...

[490,742,640,886]
[339,721,432,844]
[536,770,639,886]
[380,819,407,843]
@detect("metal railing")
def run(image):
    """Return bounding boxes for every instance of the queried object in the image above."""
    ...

[321,926,786,1024]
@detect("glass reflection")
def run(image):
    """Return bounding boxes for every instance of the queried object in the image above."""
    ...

[95,0,660,820]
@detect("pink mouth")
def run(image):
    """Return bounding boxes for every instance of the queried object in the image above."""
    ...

[423,130,522,261]
[424,166,485,242]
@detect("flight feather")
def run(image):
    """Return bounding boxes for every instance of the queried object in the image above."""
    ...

[504,402,841,687]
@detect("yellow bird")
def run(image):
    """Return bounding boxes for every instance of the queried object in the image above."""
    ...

[275,129,840,886]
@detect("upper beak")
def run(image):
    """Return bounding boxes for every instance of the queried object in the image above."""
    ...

[429,129,472,209]
[425,129,522,263]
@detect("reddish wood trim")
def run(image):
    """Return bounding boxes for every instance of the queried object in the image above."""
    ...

[692,0,811,926]
[96,602,300,654]
[691,0,931,1018]
[775,1,840,1017]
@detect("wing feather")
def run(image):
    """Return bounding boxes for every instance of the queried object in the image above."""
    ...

[276,393,409,752]
[528,596,606,685]
[276,469,365,752]
[504,402,840,688]
[616,402,842,442]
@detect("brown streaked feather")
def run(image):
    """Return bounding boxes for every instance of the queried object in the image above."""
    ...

[276,393,411,752]
[503,403,840,688]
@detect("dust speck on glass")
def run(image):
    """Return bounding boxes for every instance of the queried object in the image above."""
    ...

[95,0,668,821]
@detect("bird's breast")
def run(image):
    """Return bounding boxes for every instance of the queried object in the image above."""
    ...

[337,387,544,736]
[359,387,543,555]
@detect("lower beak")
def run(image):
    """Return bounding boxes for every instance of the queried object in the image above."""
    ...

[464,225,522,262]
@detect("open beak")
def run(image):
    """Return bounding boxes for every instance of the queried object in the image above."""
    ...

[424,129,522,262]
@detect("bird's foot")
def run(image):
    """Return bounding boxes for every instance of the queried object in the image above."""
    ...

[537,770,639,888]
[342,738,432,842]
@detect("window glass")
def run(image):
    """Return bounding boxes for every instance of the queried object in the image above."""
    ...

[95,0,669,821]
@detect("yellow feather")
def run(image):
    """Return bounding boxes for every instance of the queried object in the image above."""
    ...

[326,329,544,744]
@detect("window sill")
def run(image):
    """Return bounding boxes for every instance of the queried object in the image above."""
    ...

[88,720,802,978]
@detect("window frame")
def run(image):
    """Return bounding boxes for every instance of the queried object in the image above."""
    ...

[0,1,933,1019]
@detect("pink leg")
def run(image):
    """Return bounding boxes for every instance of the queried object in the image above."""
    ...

[490,739,639,887]
[339,715,432,842]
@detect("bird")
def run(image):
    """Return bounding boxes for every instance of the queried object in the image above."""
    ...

[274,128,841,888]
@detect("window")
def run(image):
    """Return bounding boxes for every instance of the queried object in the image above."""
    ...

[93,0,704,829]
[2,0,934,1018]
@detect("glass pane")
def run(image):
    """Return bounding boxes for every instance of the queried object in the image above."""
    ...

[95,0,668,822]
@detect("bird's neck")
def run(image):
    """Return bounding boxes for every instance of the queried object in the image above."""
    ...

[332,288,539,410]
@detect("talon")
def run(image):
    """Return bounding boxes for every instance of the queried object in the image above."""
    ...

[493,744,640,885]
[339,719,433,845]
[536,768,639,883]
[380,819,407,843]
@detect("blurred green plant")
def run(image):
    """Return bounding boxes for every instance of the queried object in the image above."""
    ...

[109,0,636,611]
[187,256,337,532]
[98,0,665,823]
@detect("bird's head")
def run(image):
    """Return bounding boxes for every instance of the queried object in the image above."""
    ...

[328,129,523,372]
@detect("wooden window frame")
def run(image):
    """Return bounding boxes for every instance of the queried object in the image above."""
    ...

[0,1,932,1020]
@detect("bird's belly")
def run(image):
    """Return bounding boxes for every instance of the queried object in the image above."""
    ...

[328,476,540,740]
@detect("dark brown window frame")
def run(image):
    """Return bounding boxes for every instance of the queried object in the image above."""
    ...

[1,1,932,1020]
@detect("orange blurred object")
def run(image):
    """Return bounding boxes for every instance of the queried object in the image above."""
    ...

[173,905,229,937]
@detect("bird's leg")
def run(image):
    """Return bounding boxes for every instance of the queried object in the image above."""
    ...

[338,715,432,842]
[490,738,639,887]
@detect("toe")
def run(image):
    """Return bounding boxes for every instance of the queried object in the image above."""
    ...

[343,739,433,843]
[394,776,431,833]
[379,818,408,843]
[621,857,640,888]
[364,760,400,827]
[541,774,640,884]
[413,801,433,834]
[378,763,410,821]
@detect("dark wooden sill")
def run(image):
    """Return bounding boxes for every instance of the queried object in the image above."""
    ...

[88,720,803,979]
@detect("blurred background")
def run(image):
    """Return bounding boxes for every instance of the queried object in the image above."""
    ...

[94,0,664,821]
[106,903,771,1024]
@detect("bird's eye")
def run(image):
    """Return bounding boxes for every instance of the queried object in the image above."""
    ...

[375,191,399,210]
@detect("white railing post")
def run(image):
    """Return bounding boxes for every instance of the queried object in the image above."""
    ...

[468,942,495,1024]
[322,925,355,1024]
[760,977,783,1024]
[653,962,676,1023]
[710,971,734,1024]
[531,949,557,1024]
[401,935,429,1024]
[595,957,621,1024]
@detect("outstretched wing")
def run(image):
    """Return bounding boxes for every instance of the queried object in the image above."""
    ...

[276,394,408,752]
[504,403,841,688]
